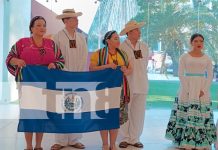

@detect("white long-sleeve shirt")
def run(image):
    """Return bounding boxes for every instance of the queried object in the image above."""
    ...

[120,39,149,94]
[53,29,88,71]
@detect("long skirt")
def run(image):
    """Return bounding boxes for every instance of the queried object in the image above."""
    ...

[165,97,217,149]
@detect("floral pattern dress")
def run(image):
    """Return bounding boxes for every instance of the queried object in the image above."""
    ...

[165,53,217,149]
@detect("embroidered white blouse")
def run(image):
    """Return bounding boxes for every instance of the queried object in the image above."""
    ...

[178,53,213,102]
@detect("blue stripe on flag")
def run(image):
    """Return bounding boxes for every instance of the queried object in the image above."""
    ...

[21,65,123,91]
[18,108,119,133]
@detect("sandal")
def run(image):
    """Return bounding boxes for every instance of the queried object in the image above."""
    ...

[132,142,143,148]
[69,142,85,149]
[50,144,64,150]
[119,141,129,148]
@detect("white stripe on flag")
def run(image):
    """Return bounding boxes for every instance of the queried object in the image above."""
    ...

[20,85,121,113]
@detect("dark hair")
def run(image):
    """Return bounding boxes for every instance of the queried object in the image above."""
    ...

[102,30,117,45]
[29,16,46,34]
[190,33,204,43]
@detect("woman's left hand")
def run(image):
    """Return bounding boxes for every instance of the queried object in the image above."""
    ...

[48,63,56,69]
[199,90,204,98]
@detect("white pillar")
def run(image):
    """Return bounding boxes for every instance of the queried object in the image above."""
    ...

[0,0,3,102]
[1,0,31,103]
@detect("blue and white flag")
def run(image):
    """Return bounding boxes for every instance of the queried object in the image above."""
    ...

[18,65,123,133]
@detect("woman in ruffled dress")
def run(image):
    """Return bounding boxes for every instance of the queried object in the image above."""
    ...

[165,33,216,150]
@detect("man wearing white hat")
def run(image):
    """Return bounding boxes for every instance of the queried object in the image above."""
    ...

[51,9,88,150]
[118,20,149,149]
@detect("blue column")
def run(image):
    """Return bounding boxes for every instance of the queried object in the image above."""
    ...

[1,0,31,102]
[0,0,3,102]
[1,0,10,102]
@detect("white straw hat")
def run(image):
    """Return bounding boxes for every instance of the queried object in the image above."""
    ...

[120,20,144,36]
[56,9,82,19]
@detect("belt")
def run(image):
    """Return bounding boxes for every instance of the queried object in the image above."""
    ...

[185,73,205,77]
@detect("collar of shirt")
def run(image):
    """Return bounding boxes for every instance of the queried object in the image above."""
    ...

[63,28,77,40]
[125,39,140,50]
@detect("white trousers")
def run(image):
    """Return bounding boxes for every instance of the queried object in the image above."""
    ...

[119,94,146,144]
[55,133,82,146]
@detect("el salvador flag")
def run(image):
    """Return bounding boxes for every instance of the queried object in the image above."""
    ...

[18,65,123,133]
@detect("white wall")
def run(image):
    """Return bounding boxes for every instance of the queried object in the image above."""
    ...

[35,0,99,33]
[32,0,64,35]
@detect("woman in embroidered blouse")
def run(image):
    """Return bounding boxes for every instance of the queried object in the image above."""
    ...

[165,33,216,150]
[89,31,132,150]
[6,16,64,150]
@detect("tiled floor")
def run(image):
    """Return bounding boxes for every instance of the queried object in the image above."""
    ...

[0,104,217,150]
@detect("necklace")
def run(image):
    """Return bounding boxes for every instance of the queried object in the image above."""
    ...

[125,41,143,59]
[63,29,77,48]
[109,52,118,65]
